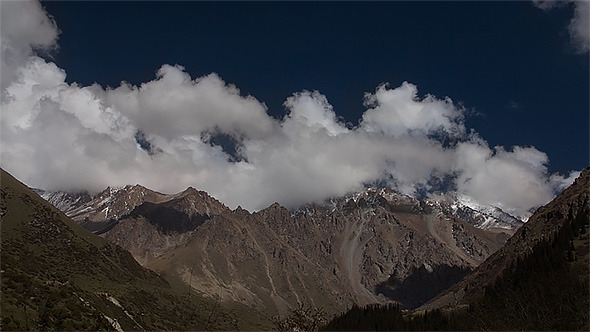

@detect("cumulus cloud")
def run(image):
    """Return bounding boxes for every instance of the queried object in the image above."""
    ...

[0,0,581,218]
[361,82,465,138]
[452,135,577,218]
[0,0,59,94]
[104,65,275,141]
[533,0,590,53]
[283,90,348,137]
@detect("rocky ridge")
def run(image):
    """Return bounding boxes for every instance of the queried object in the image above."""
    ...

[1,169,263,331]
[37,184,521,315]
[424,194,524,230]
[33,188,92,213]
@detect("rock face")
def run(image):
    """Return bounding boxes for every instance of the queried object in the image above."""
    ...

[420,167,590,311]
[40,185,519,315]
[426,195,524,230]
[1,169,252,331]
[33,188,92,213]
[103,188,230,265]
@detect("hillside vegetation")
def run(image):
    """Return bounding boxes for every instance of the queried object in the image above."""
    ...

[0,169,270,330]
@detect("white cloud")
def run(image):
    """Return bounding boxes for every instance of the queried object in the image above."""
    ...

[569,0,590,53]
[533,0,590,53]
[0,0,59,95]
[452,136,568,218]
[361,82,465,138]
[283,90,348,137]
[105,65,276,141]
[0,0,581,216]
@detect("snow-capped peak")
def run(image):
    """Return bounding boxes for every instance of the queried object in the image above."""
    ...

[427,193,525,230]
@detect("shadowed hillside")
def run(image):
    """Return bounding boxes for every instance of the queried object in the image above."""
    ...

[0,169,270,331]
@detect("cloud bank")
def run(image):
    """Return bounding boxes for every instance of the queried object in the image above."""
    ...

[0,1,580,218]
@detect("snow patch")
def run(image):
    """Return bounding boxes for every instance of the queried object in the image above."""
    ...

[427,193,524,230]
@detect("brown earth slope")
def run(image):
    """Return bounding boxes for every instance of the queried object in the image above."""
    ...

[52,184,516,316]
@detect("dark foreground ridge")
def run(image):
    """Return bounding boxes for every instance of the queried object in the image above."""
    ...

[0,168,270,331]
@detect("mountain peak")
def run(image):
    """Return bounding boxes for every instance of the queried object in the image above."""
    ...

[180,186,199,194]
[0,168,245,331]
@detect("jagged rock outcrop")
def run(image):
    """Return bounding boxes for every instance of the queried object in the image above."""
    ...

[33,188,92,213]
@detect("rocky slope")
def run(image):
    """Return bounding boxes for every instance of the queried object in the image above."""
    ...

[425,194,524,230]
[1,169,273,330]
[32,188,92,213]
[419,167,590,311]
[38,183,519,316]
[102,187,230,265]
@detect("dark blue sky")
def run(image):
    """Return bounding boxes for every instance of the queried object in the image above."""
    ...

[42,1,588,174]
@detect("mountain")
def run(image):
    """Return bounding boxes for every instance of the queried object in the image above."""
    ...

[0,169,270,330]
[420,166,590,312]
[41,186,524,234]
[38,184,519,316]
[323,167,589,331]
[32,188,92,214]
[425,194,524,230]
[102,186,230,265]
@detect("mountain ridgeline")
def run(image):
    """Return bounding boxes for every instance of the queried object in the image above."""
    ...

[7,167,587,330]
[34,180,521,318]
[0,169,270,331]
[325,167,590,331]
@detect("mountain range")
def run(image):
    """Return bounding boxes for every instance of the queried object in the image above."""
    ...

[3,167,587,330]
[1,169,270,330]
[324,167,589,331]
[33,180,522,316]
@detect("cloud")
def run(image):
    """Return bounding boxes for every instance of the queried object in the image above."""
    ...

[569,0,590,53]
[104,65,276,141]
[452,134,576,218]
[361,82,465,138]
[533,0,590,53]
[283,90,348,137]
[0,0,581,218]
[0,0,59,94]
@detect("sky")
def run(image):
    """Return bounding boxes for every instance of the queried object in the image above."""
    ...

[0,0,588,218]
